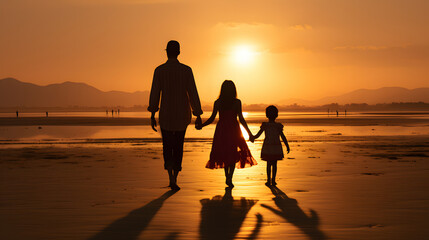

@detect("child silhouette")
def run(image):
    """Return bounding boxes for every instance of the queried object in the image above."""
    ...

[253,105,290,186]
[199,80,257,187]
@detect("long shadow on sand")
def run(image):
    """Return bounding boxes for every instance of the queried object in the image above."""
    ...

[199,187,262,240]
[88,190,178,240]
[261,186,327,240]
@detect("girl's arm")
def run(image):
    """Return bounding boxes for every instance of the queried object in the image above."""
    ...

[201,101,219,128]
[280,131,290,154]
[237,99,254,142]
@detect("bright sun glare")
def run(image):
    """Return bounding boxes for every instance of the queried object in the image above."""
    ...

[233,45,256,65]
[240,112,250,139]
[240,125,249,140]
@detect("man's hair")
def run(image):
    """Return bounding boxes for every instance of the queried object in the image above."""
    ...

[166,40,180,58]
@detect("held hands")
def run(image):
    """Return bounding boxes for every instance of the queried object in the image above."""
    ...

[249,134,255,143]
[150,117,157,132]
[287,147,290,154]
[195,116,203,130]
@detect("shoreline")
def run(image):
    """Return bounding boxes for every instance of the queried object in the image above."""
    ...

[1,116,429,126]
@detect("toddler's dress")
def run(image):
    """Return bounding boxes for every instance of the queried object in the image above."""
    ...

[260,122,284,161]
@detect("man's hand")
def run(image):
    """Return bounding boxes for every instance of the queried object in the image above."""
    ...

[151,117,157,132]
[195,116,202,130]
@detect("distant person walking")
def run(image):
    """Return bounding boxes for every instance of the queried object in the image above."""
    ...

[46,111,48,117]
[16,110,18,118]
[148,40,203,191]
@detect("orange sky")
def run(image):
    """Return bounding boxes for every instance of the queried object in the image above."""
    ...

[1,0,428,104]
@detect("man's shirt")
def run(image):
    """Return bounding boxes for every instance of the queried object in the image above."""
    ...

[148,59,203,131]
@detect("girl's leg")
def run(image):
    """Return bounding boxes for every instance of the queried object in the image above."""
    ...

[272,160,278,185]
[224,168,229,185]
[227,165,235,187]
[266,162,272,186]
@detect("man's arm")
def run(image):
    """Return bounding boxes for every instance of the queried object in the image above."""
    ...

[201,101,219,128]
[148,68,161,132]
[186,68,203,117]
[150,112,157,132]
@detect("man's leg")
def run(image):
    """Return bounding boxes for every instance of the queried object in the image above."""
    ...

[161,129,175,186]
[171,129,186,189]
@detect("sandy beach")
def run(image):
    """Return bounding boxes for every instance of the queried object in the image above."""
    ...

[1,115,429,240]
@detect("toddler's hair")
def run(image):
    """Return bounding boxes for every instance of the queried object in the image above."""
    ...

[266,105,278,120]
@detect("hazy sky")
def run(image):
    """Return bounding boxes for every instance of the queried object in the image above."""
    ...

[1,0,428,103]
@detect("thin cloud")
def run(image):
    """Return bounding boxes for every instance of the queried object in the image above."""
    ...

[214,22,275,29]
[334,45,391,51]
[290,24,313,31]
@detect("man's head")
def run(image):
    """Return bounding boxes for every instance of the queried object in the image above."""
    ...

[166,40,180,58]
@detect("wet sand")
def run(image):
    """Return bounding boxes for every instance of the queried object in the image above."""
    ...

[1,134,428,240]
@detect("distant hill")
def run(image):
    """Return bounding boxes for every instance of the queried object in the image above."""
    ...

[2,78,428,108]
[279,87,429,105]
[0,78,149,107]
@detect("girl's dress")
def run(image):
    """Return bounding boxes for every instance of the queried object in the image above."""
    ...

[260,122,284,161]
[206,109,257,169]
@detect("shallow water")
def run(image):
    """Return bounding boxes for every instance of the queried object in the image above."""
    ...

[0,124,428,142]
[1,111,429,143]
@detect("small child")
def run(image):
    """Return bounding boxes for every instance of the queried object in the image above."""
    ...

[253,105,290,186]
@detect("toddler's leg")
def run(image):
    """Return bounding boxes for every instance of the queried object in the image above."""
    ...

[272,160,278,186]
[266,162,272,186]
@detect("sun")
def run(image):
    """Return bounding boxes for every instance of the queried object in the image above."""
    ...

[232,45,256,65]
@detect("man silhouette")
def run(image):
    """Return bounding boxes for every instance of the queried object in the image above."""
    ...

[148,40,203,190]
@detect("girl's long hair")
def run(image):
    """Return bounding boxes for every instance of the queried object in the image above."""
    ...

[217,80,237,110]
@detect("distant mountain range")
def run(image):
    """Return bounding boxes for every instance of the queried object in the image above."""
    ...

[0,78,149,108]
[279,87,429,105]
[1,78,428,108]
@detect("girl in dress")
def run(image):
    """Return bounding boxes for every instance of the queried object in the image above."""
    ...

[200,80,257,187]
[253,105,290,186]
